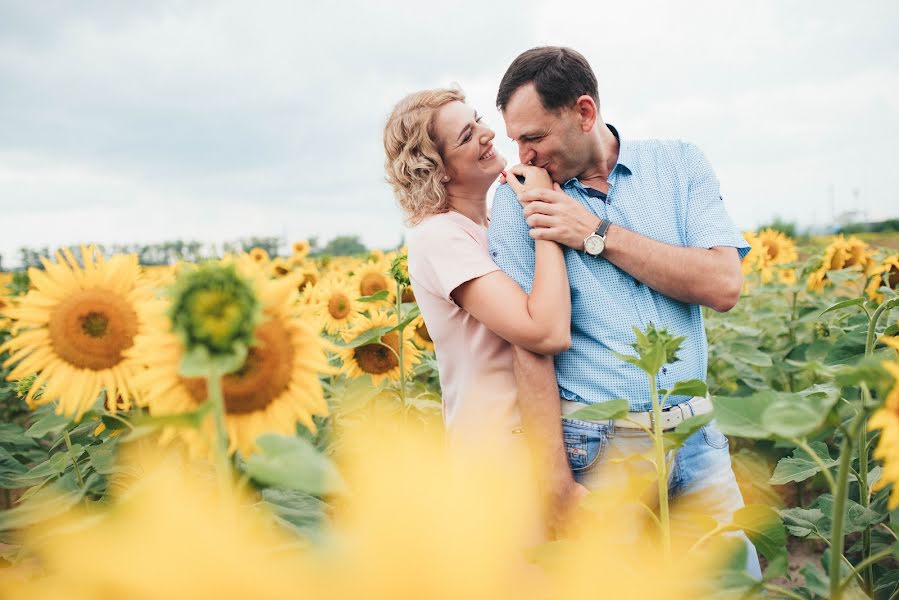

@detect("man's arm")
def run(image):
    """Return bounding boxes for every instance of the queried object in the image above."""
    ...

[512,345,587,533]
[517,142,746,312]
[521,194,742,311]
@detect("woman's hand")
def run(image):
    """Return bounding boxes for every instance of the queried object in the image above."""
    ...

[502,164,553,197]
[517,186,602,251]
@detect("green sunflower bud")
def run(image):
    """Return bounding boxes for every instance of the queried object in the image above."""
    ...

[168,262,261,376]
[389,254,410,287]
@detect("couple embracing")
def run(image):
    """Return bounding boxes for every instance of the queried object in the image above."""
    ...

[384,46,761,576]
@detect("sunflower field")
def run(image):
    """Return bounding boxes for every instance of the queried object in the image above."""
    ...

[0,231,898,599]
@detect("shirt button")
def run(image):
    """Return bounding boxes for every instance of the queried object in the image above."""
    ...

[662,366,668,374]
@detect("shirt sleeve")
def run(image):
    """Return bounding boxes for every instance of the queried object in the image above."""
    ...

[487,184,536,293]
[407,218,501,302]
[682,142,751,260]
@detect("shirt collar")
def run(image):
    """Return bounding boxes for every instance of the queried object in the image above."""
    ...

[562,123,633,191]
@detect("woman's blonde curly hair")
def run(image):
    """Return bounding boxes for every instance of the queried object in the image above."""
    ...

[384,87,465,225]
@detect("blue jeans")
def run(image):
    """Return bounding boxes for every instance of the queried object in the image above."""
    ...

[562,416,763,579]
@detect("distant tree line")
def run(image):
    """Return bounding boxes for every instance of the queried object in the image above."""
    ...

[5,234,374,270]
[839,218,899,235]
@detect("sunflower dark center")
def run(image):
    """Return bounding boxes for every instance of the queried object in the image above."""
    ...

[49,289,138,370]
[80,312,109,337]
[353,332,399,375]
[328,294,351,319]
[181,317,295,415]
[360,273,388,297]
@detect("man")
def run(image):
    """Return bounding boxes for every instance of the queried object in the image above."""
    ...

[488,46,760,576]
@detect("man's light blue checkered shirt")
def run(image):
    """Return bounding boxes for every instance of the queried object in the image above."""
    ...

[487,127,750,412]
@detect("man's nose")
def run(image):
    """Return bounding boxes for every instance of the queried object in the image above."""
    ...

[519,146,536,165]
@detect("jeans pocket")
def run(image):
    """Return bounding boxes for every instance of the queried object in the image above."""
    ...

[701,420,729,450]
[562,420,608,473]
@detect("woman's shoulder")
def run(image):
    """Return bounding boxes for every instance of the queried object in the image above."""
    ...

[407,211,479,249]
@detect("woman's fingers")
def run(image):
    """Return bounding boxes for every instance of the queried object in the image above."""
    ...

[503,169,524,195]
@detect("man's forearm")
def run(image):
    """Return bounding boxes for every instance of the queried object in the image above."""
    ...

[602,224,742,312]
[511,346,571,484]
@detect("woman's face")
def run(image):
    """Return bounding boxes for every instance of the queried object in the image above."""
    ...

[433,101,505,188]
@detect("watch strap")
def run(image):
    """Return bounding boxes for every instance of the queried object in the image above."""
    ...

[595,219,611,238]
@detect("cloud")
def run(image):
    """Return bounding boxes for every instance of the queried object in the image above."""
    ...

[0,0,897,266]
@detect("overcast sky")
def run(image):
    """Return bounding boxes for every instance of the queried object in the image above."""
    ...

[1,1,897,267]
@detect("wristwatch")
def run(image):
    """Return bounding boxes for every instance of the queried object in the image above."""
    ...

[583,219,611,256]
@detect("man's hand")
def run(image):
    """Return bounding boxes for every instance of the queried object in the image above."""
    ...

[518,186,601,250]
[546,475,590,538]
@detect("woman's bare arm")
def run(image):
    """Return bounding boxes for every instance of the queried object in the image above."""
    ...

[452,167,571,355]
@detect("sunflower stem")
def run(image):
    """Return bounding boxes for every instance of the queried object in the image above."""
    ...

[650,379,672,563]
[62,428,87,496]
[206,367,234,500]
[829,411,864,600]
[395,281,407,408]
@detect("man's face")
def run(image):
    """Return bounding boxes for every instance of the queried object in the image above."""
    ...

[502,83,586,183]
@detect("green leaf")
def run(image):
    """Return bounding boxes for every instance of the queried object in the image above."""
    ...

[800,563,830,598]
[85,441,119,475]
[711,393,773,439]
[663,379,708,398]
[179,342,248,377]
[243,434,345,496]
[25,412,71,438]
[770,442,837,485]
[261,488,329,539]
[779,507,826,538]
[565,399,629,421]
[334,325,395,349]
[728,342,773,368]
[397,304,421,329]
[0,424,37,449]
[0,472,94,531]
[819,297,865,318]
[725,504,787,578]
[834,355,888,388]
[825,331,867,365]
[357,290,389,303]
[662,412,714,451]
[816,494,884,535]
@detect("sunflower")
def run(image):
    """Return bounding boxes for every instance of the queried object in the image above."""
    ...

[410,315,434,352]
[291,240,311,259]
[869,337,899,509]
[0,246,149,418]
[0,295,12,331]
[249,247,270,263]
[313,277,362,335]
[807,235,876,291]
[337,309,421,386]
[354,259,395,303]
[865,254,899,302]
[128,264,332,457]
[269,256,292,279]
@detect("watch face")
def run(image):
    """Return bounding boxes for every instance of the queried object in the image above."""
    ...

[584,235,605,255]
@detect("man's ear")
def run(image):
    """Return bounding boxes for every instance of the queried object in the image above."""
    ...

[574,95,598,133]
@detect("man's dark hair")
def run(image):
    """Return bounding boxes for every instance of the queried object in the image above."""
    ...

[496,46,598,113]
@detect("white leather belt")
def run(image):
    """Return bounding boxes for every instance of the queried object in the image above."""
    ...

[560,395,713,431]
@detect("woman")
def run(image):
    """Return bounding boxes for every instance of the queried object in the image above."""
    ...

[383,87,570,448]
